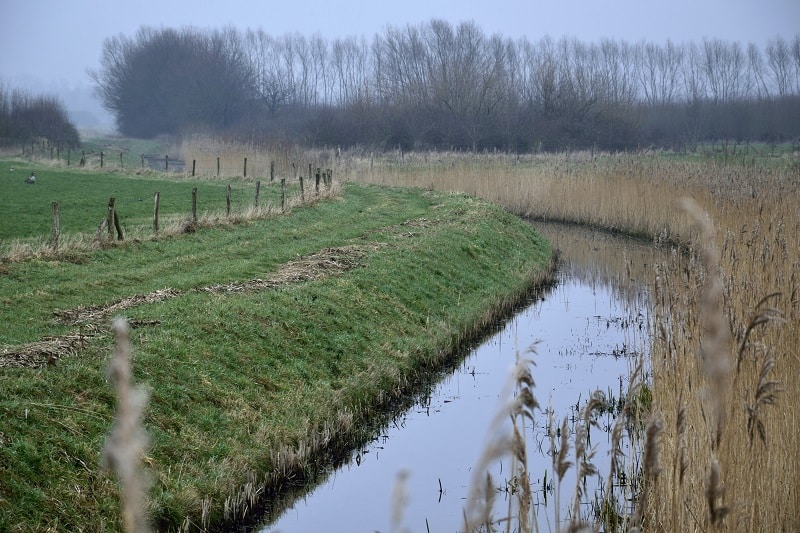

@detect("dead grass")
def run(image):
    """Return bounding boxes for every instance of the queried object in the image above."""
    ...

[181,135,322,179]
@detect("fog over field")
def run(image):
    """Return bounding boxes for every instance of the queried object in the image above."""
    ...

[1,0,798,131]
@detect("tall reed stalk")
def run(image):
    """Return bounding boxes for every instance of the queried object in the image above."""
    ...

[102,318,151,532]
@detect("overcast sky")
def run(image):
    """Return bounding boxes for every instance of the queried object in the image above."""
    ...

[3,0,799,89]
[1,0,798,126]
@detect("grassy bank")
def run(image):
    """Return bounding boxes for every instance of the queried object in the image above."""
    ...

[0,171,553,530]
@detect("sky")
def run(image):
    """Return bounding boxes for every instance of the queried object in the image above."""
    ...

[1,0,798,127]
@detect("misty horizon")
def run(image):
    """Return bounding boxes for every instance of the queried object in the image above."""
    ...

[3,0,799,132]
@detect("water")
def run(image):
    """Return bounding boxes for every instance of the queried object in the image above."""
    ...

[261,222,663,532]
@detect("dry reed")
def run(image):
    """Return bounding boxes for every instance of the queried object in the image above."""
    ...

[102,318,151,532]
[342,147,799,531]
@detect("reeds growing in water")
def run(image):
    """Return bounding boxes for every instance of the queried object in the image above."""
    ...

[341,147,799,531]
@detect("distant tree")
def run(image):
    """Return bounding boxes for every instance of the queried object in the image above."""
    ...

[636,40,684,106]
[90,21,800,149]
[0,84,79,148]
[92,26,257,138]
[244,29,293,115]
[701,38,746,103]
[0,83,11,143]
[766,37,794,97]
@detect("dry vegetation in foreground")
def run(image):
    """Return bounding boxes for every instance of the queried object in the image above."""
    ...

[339,149,799,531]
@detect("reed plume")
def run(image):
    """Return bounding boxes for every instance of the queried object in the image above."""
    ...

[101,318,151,532]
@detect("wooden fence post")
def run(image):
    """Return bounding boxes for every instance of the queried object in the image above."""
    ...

[191,187,198,224]
[192,159,196,177]
[270,160,275,182]
[244,157,247,178]
[226,184,231,217]
[217,157,220,177]
[52,201,60,250]
[315,167,321,193]
[299,176,305,202]
[107,197,116,241]
[254,181,261,208]
[100,151,104,168]
[113,210,124,241]
[67,149,70,166]
[281,179,286,212]
[153,191,160,235]
[165,155,169,171]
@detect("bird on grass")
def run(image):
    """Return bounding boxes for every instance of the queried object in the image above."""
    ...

[25,172,36,184]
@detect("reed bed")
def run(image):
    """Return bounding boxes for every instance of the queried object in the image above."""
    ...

[341,148,799,531]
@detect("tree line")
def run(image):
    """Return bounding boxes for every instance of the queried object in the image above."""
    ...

[0,84,80,149]
[92,21,800,151]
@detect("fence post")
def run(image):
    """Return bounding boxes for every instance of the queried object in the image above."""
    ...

[226,184,231,217]
[153,191,160,235]
[67,149,70,166]
[315,167,321,193]
[244,157,247,178]
[217,157,220,177]
[165,155,169,171]
[270,160,275,182]
[113,209,124,241]
[299,176,305,202]
[119,152,123,169]
[254,181,261,208]
[100,151,104,168]
[281,179,286,212]
[52,201,60,250]
[107,198,116,241]
[192,159,196,177]
[191,187,197,224]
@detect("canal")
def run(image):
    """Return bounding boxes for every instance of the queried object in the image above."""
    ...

[260,221,665,532]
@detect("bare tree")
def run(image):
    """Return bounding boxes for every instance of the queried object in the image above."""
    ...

[245,29,292,114]
[701,38,745,102]
[331,36,373,106]
[792,35,800,94]
[637,40,684,105]
[745,42,770,99]
[766,37,793,97]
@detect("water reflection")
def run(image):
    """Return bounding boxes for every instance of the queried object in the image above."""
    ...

[261,222,666,532]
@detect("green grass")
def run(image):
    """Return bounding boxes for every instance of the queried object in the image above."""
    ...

[0,163,553,530]
[0,160,284,242]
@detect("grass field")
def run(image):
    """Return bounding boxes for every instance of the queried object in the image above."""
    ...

[0,161,553,530]
[0,160,292,244]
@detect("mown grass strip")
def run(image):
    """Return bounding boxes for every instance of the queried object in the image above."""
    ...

[0,181,552,530]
